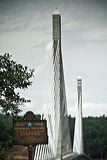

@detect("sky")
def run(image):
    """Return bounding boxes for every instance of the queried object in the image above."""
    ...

[0,0,107,117]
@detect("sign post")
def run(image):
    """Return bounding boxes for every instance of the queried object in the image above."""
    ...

[28,145,33,160]
[13,111,48,160]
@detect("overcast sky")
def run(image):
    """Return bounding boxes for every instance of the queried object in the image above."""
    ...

[0,0,107,117]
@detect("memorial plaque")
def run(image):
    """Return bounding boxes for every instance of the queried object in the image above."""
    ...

[13,111,48,145]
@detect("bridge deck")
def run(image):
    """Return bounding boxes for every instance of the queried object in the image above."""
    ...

[62,153,90,160]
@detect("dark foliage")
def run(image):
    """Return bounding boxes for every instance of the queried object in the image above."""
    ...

[0,114,40,159]
[0,114,13,159]
[0,53,34,115]
[0,115,107,159]
[0,53,34,158]
[69,115,107,159]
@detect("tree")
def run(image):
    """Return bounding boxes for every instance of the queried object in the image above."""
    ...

[69,116,107,159]
[0,53,34,116]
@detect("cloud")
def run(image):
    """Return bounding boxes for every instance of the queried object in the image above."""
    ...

[63,20,80,31]
[32,42,53,76]
[33,42,45,49]
[69,102,107,117]
[83,102,107,117]
[82,28,107,41]
[46,42,53,52]
[65,26,107,42]
[19,101,38,115]
[0,0,49,33]
[44,41,53,61]
[34,63,46,76]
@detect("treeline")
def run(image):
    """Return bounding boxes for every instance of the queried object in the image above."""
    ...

[0,114,107,159]
[0,114,13,159]
[69,115,107,159]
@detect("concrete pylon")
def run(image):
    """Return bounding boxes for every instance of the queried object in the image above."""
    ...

[52,9,72,159]
[73,77,84,154]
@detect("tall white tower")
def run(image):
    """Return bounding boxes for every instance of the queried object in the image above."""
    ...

[52,9,72,159]
[73,76,84,154]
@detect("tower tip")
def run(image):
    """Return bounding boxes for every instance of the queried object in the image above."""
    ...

[77,76,82,80]
[53,8,60,15]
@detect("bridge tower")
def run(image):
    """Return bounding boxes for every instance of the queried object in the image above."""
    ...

[73,77,84,154]
[52,9,72,159]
